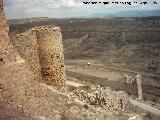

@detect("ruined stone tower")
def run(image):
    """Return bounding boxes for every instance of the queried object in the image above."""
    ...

[33,26,66,86]
[10,26,66,86]
[8,17,66,86]
[136,74,143,100]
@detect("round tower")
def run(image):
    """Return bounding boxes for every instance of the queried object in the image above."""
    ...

[34,26,66,86]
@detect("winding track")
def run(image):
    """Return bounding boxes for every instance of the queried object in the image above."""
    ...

[66,61,160,78]
[130,99,160,116]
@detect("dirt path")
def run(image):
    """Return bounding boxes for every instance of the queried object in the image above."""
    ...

[67,66,123,82]
[65,59,160,78]
[103,65,160,78]
[66,81,84,87]
[130,99,160,116]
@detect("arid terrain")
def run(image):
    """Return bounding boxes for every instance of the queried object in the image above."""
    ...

[6,17,160,120]
[9,17,160,100]
[8,17,160,74]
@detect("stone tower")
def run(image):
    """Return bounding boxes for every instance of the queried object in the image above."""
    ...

[34,26,66,86]
[136,74,143,100]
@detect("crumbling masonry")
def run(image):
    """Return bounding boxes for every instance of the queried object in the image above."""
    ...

[34,26,66,86]
[71,86,128,111]
[10,26,66,86]
[0,0,68,119]
[10,30,42,80]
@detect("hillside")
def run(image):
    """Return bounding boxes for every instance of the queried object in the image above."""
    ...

[8,17,160,75]
[90,10,160,18]
[6,16,160,120]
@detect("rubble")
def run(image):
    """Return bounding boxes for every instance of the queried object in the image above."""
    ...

[128,114,143,120]
[70,85,128,111]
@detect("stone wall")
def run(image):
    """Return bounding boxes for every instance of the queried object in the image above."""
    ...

[0,0,19,67]
[0,0,5,26]
[124,74,143,100]
[0,0,68,119]
[10,30,42,80]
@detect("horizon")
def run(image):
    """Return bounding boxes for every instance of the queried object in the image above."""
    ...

[4,0,160,19]
[6,9,160,20]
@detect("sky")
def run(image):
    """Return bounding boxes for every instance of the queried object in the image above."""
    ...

[4,0,160,19]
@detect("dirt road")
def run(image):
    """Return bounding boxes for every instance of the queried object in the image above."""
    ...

[130,99,160,116]
[67,66,123,82]
[65,59,160,78]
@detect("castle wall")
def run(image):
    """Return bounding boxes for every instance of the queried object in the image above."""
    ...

[0,0,19,66]
[0,0,5,26]
[34,26,66,86]
[10,26,66,86]
[10,30,42,80]
[0,1,69,119]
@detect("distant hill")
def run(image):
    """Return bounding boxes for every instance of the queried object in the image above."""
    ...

[90,10,160,18]
[8,17,160,75]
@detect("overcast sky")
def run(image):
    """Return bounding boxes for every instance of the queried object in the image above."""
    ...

[4,0,160,19]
